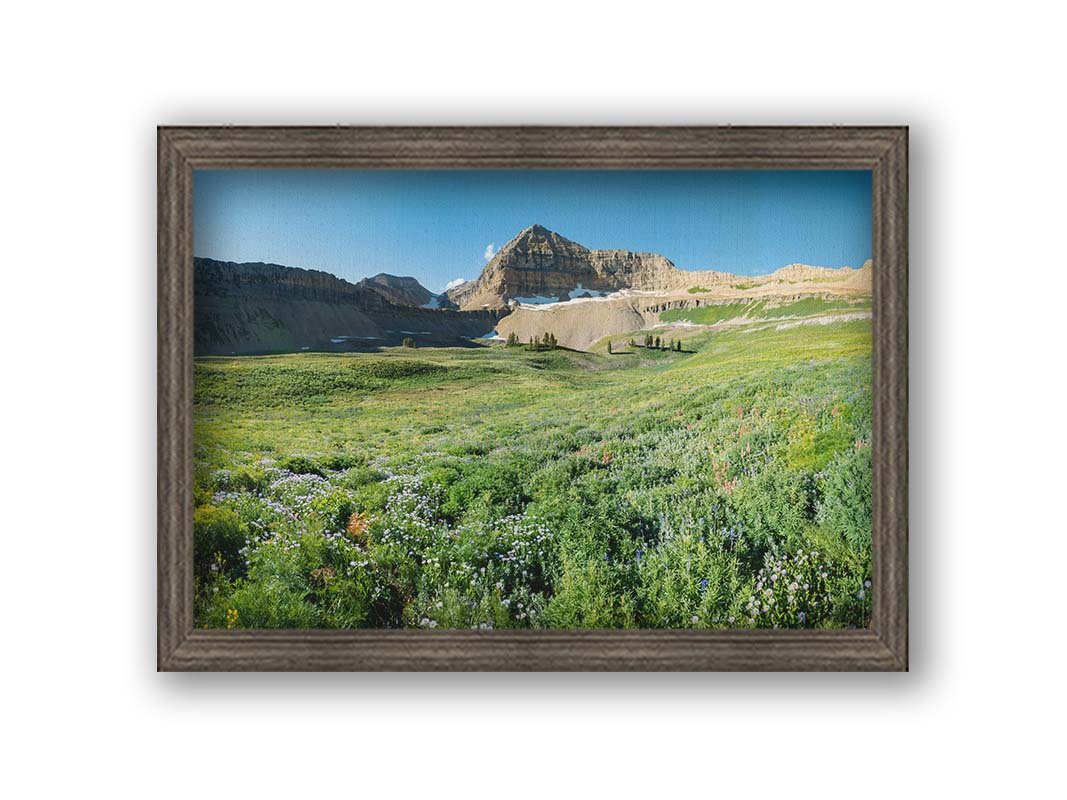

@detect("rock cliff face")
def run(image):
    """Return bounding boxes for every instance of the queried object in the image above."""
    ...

[194,227,873,354]
[447,224,726,309]
[445,224,871,311]
[194,258,502,355]
[357,273,457,309]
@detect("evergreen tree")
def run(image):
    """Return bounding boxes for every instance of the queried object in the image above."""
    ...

[654,336,661,349]
[607,340,612,354]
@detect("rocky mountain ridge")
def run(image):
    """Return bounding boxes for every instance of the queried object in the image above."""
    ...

[446,224,869,309]
[357,273,456,309]
[193,226,872,355]
[464,225,873,350]
[194,258,501,355]
[446,224,680,308]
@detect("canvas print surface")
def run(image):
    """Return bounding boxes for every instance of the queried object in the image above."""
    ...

[192,170,873,630]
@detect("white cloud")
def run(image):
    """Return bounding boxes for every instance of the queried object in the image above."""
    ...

[444,277,466,291]
[483,243,497,261]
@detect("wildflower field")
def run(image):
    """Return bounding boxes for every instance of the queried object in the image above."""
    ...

[193,318,873,629]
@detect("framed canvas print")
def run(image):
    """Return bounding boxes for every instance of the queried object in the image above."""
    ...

[158,126,907,671]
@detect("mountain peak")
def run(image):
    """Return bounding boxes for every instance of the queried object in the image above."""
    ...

[367,272,421,286]
[449,224,675,309]
[507,223,572,243]
[357,272,446,308]
[496,224,585,257]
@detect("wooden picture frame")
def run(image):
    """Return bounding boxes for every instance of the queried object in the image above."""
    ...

[158,126,907,671]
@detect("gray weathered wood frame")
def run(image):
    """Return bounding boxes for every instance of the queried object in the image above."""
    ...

[158,126,908,671]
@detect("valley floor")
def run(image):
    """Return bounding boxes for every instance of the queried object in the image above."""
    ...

[193,318,874,629]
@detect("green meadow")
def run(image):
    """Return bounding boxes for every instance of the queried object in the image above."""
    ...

[660,296,870,325]
[193,317,873,630]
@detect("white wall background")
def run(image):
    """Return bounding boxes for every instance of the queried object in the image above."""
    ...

[3,1,1063,797]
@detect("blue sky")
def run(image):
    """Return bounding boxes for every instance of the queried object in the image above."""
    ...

[194,170,871,293]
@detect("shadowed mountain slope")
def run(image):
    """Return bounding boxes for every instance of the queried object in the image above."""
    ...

[357,273,457,309]
[194,258,501,355]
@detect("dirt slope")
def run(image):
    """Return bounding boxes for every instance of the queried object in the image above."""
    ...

[493,259,873,351]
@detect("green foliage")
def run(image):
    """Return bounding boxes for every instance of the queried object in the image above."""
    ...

[402,337,416,348]
[661,301,756,325]
[194,356,447,407]
[528,332,558,351]
[213,465,267,493]
[192,318,873,630]
[816,446,872,551]
[441,459,531,523]
[729,464,815,562]
[318,452,365,471]
[784,413,854,471]
[661,296,870,326]
[212,542,323,628]
[541,556,636,628]
[762,297,869,319]
[277,454,325,476]
[193,506,248,582]
[744,549,834,628]
[309,487,355,531]
[353,480,392,515]
[338,465,385,490]
[635,533,747,628]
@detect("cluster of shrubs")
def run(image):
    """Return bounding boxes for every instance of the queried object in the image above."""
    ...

[502,331,558,350]
[635,334,682,351]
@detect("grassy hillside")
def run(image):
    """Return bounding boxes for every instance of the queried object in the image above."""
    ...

[193,318,873,630]
[660,296,870,326]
